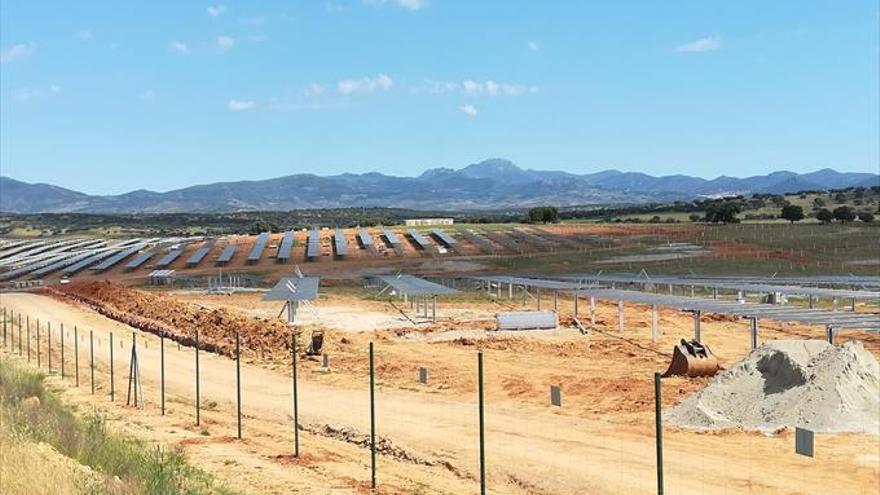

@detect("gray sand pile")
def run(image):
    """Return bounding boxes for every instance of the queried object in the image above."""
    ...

[667,340,880,433]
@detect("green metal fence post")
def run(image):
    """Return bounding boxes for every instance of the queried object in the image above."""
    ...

[236,331,242,439]
[195,330,200,426]
[110,332,115,401]
[478,351,486,495]
[654,372,664,495]
[369,342,376,489]
[160,331,165,415]
[292,331,299,457]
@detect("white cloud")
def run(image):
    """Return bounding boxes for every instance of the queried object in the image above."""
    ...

[77,30,93,42]
[217,36,235,51]
[1,43,36,63]
[459,104,477,117]
[304,83,325,97]
[364,0,426,11]
[337,73,393,95]
[676,35,722,53]
[207,5,227,17]
[462,79,530,97]
[14,84,60,103]
[170,41,190,54]
[228,99,256,111]
[139,89,155,100]
[527,41,539,51]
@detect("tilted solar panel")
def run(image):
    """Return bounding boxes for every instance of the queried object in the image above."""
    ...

[247,232,270,262]
[92,243,146,272]
[186,241,215,266]
[306,230,321,258]
[276,231,295,261]
[334,230,348,257]
[262,276,320,301]
[125,251,155,269]
[156,248,185,268]
[406,229,432,250]
[216,244,236,263]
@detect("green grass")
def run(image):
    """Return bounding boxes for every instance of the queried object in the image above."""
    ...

[0,357,235,495]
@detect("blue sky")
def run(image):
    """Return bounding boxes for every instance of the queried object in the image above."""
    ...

[1,1,877,195]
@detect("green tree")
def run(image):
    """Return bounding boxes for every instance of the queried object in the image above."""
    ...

[816,208,834,224]
[704,201,741,223]
[780,204,805,223]
[528,206,559,223]
[858,212,875,223]
[833,206,856,223]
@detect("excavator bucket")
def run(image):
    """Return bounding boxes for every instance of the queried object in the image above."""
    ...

[663,339,720,378]
[306,330,324,356]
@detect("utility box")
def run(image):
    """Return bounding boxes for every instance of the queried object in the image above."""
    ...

[496,311,557,331]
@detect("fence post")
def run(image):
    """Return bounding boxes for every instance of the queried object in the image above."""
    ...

[479,351,486,495]
[36,321,40,367]
[90,330,95,394]
[110,332,115,402]
[18,314,22,356]
[74,326,79,386]
[236,331,242,439]
[195,330,200,426]
[160,331,165,415]
[26,316,30,362]
[369,342,376,489]
[48,322,52,373]
[61,323,65,379]
[654,372,664,495]
[292,331,299,457]
[2,308,6,349]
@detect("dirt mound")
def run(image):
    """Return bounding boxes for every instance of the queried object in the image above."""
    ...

[45,281,297,359]
[667,340,880,433]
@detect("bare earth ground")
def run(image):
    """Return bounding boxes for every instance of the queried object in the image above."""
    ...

[1,289,878,495]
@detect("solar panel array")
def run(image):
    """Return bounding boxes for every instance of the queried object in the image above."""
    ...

[374,274,459,296]
[126,251,155,270]
[430,229,458,249]
[334,230,348,257]
[454,228,497,253]
[247,232,270,263]
[306,230,321,259]
[155,248,185,268]
[63,247,122,275]
[216,244,236,264]
[262,276,320,301]
[480,228,523,253]
[276,231,295,262]
[528,227,583,250]
[27,252,97,279]
[406,229,434,251]
[509,228,554,249]
[356,228,376,254]
[92,243,146,272]
[381,229,404,255]
[186,240,215,267]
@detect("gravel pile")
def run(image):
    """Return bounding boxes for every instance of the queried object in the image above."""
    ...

[667,340,879,433]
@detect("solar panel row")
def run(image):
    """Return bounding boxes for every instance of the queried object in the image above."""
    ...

[92,243,146,272]
[357,228,374,247]
[186,241,215,266]
[216,244,236,264]
[262,276,321,301]
[125,251,155,270]
[63,247,123,275]
[247,232,270,263]
[382,229,401,246]
[155,248,185,268]
[276,231,295,262]
[430,229,458,248]
[26,252,96,279]
[334,230,348,257]
[406,229,433,250]
[306,230,321,259]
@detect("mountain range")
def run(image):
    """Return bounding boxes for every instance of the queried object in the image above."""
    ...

[1,159,877,214]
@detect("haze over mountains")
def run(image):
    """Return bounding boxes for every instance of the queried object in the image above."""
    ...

[1,159,877,214]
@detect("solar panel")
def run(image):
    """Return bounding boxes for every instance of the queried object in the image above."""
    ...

[155,248,185,268]
[454,228,497,253]
[306,230,321,259]
[186,241,215,267]
[373,274,459,296]
[276,231,295,262]
[262,276,320,301]
[247,232,270,263]
[216,244,236,264]
[23,252,96,279]
[92,243,146,272]
[334,230,348,257]
[382,229,401,246]
[125,251,155,270]
[430,229,458,248]
[406,229,433,250]
[63,247,123,275]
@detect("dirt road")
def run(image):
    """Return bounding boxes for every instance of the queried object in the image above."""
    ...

[1,292,877,494]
